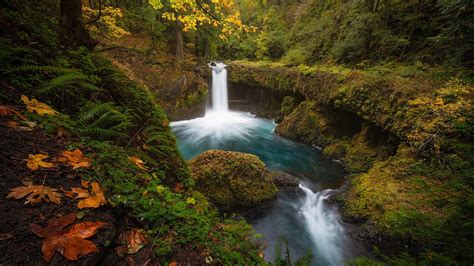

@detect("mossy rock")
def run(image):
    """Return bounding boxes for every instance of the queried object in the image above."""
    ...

[188,150,278,210]
[323,139,349,160]
[275,100,335,146]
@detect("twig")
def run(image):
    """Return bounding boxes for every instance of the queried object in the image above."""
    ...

[86,0,102,24]
[125,116,152,148]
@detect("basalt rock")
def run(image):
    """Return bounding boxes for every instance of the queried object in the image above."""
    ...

[271,171,299,187]
[188,150,278,210]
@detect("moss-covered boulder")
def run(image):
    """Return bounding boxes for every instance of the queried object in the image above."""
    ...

[188,150,278,210]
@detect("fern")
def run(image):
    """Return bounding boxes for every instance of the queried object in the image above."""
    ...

[77,102,133,141]
[35,71,98,97]
[6,65,76,75]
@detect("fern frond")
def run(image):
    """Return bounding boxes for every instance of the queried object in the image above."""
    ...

[7,65,76,75]
[36,71,98,96]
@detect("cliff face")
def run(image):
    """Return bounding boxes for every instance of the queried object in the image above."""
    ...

[228,61,474,261]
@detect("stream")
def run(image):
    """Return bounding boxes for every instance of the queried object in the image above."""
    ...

[171,63,362,265]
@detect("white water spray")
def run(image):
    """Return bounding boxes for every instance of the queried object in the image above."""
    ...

[298,184,345,265]
[209,62,229,112]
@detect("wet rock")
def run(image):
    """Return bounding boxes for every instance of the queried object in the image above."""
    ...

[271,171,299,187]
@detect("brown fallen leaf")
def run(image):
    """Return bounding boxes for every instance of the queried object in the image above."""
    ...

[21,95,58,116]
[118,229,148,255]
[30,213,106,262]
[27,154,55,170]
[128,156,147,170]
[174,183,184,193]
[65,180,106,209]
[7,181,61,205]
[0,105,27,120]
[57,149,91,169]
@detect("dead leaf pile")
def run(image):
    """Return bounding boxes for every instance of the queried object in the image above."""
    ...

[7,181,61,205]
[27,153,56,170]
[58,149,91,169]
[21,95,58,116]
[116,228,148,256]
[65,180,106,209]
[30,213,106,262]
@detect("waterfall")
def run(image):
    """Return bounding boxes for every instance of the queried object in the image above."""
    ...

[210,62,229,112]
[298,184,345,265]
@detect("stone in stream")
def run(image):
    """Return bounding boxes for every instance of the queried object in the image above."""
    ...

[271,170,299,187]
[188,150,278,211]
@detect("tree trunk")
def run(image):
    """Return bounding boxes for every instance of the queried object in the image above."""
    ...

[174,22,184,62]
[58,0,96,50]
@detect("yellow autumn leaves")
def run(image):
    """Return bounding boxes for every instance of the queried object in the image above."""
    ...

[21,95,58,116]
[150,0,252,38]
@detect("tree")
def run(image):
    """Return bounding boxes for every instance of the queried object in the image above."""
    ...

[58,0,96,50]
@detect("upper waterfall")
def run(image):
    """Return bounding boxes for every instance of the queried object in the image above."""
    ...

[209,62,229,112]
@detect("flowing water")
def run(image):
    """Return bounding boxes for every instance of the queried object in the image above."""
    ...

[171,63,362,265]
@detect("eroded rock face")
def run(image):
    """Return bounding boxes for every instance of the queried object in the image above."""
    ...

[188,150,278,210]
[275,100,336,146]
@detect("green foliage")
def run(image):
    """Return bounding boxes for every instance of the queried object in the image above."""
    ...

[225,0,473,67]
[281,47,310,66]
[77,102,133,140]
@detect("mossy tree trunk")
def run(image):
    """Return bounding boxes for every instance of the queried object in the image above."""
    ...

[58,0,96,50]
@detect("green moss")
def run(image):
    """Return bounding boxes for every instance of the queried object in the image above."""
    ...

[323,139,349,159]
[280,96,297,115]
[276,100,335,146]
[188,150,278,209]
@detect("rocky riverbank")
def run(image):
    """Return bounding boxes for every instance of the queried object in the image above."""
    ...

[228,60,474,262]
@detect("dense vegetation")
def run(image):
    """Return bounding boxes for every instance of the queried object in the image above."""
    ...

[220,0,473,68]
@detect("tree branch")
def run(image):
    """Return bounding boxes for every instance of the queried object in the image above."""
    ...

[86,0,102,24]
[196,0,221,22]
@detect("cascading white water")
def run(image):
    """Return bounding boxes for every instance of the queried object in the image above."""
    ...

[210,62,229,112]
[298,184,345,265]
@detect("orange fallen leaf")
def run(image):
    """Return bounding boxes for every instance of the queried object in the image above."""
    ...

[0,105,27,120]
[128,156,147,170]
[66,180,106,209]
[117,228,148,255]
[169,262,178,266]
[7,181,61,205]
[78,182,106,209]
[64,187,89,199]
[30,213,106,262]
[58,149,91,169]
[27,153,56,170]
[21,95,58,116]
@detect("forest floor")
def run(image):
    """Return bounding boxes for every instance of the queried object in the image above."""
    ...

[0,113,204,265]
